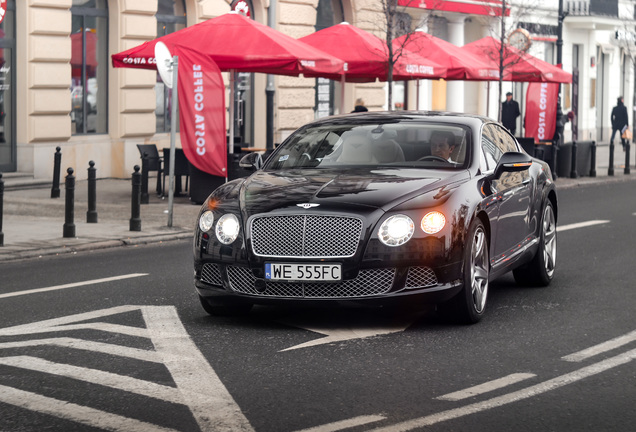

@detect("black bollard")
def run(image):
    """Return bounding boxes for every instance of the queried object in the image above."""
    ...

[63,167,76,238]
[130,165,142,232]
[87,161,98,223]
[590,142,597,177]
[140,152,149,204]
[51,146,62,198]
[625,144,631,175]
[0,172,4,246]
[570,141,578,179]
[608,142,615,176]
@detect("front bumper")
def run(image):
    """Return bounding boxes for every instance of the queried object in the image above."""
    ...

[194,260,464,306]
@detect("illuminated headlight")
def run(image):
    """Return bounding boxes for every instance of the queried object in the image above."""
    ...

[421,211,446,234]
[198,211,214,232]
[215,214,240,244]
[378,215,414,246]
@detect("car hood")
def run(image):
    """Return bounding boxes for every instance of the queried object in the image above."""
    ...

[239,168,469,215]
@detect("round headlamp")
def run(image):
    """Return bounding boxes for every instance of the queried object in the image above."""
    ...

[378,214,414,247]
[215,214,240,244]
[198,211,214,232]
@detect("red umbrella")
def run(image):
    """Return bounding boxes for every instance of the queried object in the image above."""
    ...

[462,36,571,83]
[111,12,344,77]
[298,22,447,82]
[394,30,499,81]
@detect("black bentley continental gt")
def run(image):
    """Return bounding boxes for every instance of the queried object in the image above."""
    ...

[193,112,557,323]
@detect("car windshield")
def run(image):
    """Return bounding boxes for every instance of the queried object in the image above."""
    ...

[263,121,470,170]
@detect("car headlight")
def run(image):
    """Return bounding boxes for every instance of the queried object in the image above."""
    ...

[198,211,214,232]
[378,214,414,246]
[421,211,446,234]
[215,214,240,244]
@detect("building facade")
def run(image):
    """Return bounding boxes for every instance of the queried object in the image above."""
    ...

[1,0,634,180]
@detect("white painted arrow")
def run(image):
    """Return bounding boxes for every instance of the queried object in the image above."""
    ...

[279,309,425,351]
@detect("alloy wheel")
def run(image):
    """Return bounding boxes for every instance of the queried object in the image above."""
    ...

[542,204,557,278]
[470,226,489,313]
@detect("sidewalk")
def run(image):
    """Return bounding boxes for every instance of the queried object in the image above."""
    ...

[0,176,202,262]
[1,143,635,262]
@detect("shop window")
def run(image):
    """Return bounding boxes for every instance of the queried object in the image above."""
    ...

[0,0,15,172]
[71,0,108,135]
[156,0,186,133]
[314,0,344,117]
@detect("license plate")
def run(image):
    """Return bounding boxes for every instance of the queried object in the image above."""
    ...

[265,263,342,281]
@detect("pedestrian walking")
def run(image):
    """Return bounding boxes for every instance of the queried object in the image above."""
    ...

[501,92,520,136]
[610,96,629,151]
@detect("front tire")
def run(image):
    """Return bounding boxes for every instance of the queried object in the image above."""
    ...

[441,219,489,324]
[513,201,557,287]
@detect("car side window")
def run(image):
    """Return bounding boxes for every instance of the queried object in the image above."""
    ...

[481,124,502,171]
[494,125,519,153]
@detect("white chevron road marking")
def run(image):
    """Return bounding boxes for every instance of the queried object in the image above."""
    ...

[0,384,179,432]
[0,355,184,403]
[0,305,254,432]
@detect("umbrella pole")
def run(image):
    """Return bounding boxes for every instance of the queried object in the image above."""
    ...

[167,55,179,228]
[229,70,235,157]
[486,81,491,118]
[225,70,236,184]
[416,80,420,110]
[340,75,345,114]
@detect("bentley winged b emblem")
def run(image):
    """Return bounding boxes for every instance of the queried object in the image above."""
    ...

[296,203,320,209]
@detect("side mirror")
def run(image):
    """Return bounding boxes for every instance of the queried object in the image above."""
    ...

[493,152,533,178]
[239,152,263,171]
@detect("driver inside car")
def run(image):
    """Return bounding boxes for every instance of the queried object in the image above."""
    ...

[429,131,457,162]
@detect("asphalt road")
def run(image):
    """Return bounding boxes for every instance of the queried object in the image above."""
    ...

[0,180,635,431]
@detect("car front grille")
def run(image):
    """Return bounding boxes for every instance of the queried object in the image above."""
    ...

[250,215,363,258]
[226,265,395,298]
[201,263,223,286]
[405,266,438,289]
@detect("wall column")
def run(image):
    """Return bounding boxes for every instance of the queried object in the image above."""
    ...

[446,15,466,113]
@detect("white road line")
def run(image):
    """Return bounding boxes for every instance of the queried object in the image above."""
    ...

[0,337,162,363]
[563,329,636,362]
[50,323,150,338]
[436,373,536,401]
[142,306,255,432]
[0,384,179,432]
[556,220,610,232]
[295,415,387,432]
[0,273,148,300]
[0,305,142,336]
[369,347,636,432]
[0,355,184,404]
